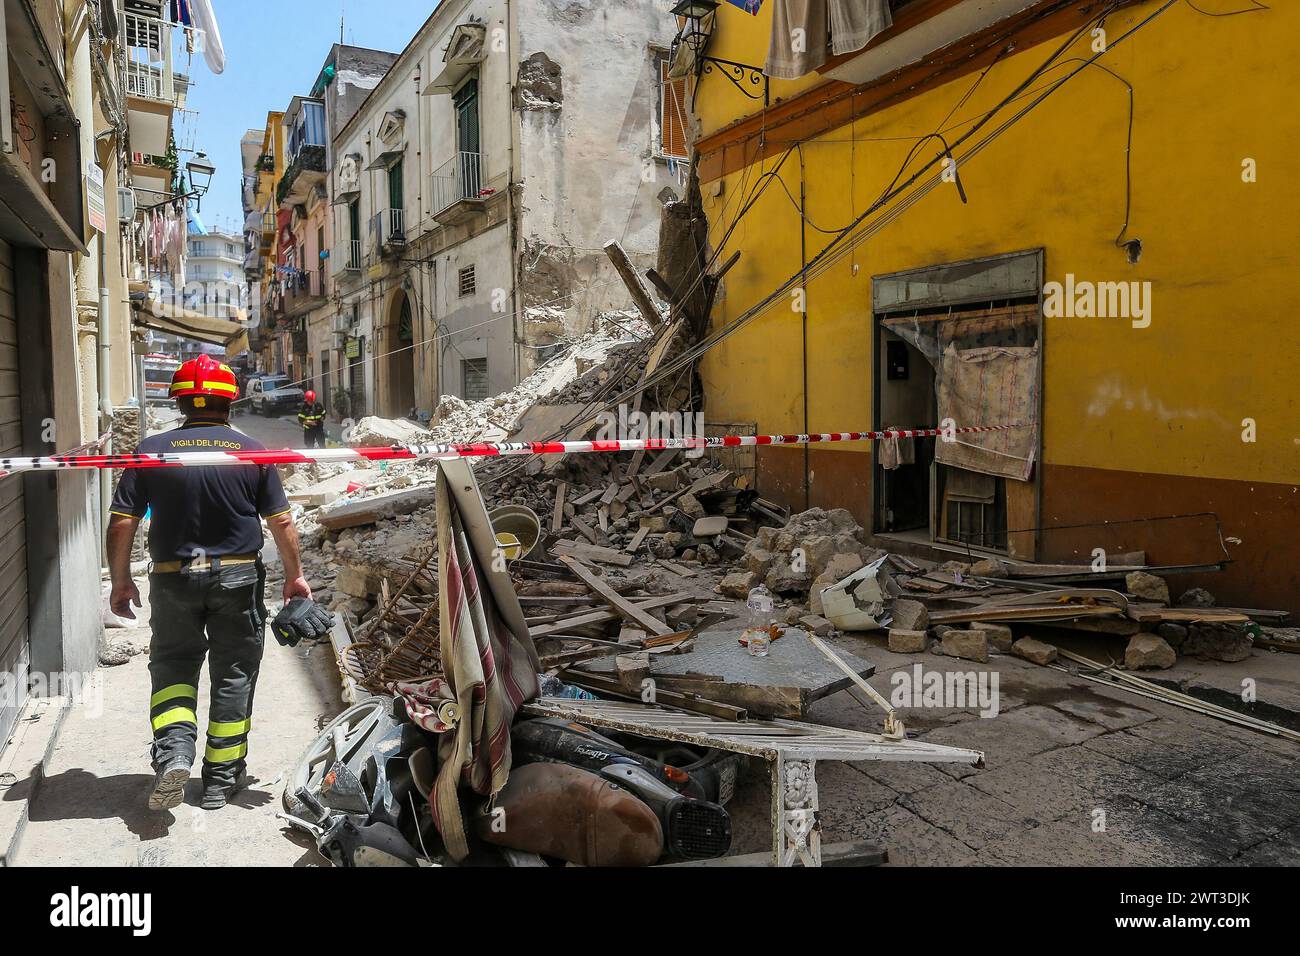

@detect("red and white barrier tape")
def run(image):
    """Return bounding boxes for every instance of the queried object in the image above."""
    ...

[0,424,1021,476]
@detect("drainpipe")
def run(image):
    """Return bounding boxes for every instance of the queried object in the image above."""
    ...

[506,0,521,385]
[98,221,113,558]
[65,0,115,556]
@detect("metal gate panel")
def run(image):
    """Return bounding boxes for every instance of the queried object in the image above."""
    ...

[0,239,29,747]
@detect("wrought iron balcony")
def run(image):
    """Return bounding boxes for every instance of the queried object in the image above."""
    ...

[372,208,406,254]
[276,145,327,207]
[431,151,486,225]
[335,239,363,274]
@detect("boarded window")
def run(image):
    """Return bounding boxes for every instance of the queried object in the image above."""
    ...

[462,357,488,402]
[659,57,689,160]
[458,264,476,298]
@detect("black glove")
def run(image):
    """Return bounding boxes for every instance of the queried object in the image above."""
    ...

[272,597,334,647]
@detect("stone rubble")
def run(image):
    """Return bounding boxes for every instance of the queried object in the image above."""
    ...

[261,320,1282,682]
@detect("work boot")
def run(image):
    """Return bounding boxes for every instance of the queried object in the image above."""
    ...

[200,774,248,811]
[147,757,191,811]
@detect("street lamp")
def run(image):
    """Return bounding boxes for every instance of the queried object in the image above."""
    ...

[669,0,767,107]
[670,0,720,18]
[186,152,217,210]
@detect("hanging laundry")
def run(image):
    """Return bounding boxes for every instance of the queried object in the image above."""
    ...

[878,424,916,471]
[829,0,893,56]
[150,210,166,271]
[724,0,765,12]
[765,0,829,81]
[169,0,193,26]
[189,0,225,74]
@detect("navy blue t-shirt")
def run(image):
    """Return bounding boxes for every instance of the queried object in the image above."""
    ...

[110,421,291,562]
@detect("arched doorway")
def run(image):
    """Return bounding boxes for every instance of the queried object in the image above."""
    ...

[384,289,416,417]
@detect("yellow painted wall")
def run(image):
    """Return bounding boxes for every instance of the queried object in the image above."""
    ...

[697,0,1298,487]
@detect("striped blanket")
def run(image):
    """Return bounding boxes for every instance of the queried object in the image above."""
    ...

[428,460,540,861]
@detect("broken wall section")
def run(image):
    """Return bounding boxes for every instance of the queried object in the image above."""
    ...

[514,0,684,374]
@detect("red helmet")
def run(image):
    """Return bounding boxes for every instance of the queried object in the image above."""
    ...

[304,389,317,404]
[170,354,239,400]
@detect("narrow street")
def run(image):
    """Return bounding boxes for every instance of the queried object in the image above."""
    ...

[13,591,340,866]
[11,409,343,865]
[0,0,1296,926]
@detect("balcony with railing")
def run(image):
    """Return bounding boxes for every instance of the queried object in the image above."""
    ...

[259,212,276,253]
[123,11,177,104]
[276,145,327,208]
[334,239,363,276]
[371,208,407,255]
[431,151,486,226]
[273,269,326,319]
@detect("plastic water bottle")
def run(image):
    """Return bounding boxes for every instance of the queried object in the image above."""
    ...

[745,584,775,657]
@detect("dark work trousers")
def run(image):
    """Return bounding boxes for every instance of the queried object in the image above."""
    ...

[147,561,268,788]
[303,427,325,449]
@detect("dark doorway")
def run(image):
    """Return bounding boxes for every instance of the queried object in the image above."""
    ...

[385,292,415,417]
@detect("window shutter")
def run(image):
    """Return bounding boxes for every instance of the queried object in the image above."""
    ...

[660,59,689,161]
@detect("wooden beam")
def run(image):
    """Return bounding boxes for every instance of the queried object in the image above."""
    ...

[550,481,567,534]
[604,240,663,328]
[529,592,692,638]
[559,555,674,636]
[550,538,634,567]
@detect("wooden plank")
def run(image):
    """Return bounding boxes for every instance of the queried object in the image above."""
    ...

[529,593,692,638]
[1037,616,1141,636]
[1125,607,1250,625]
[568,515,606,546]
[562,670,746,721]
[625,525,650,553]
[929,605,1123,625]
[641,448,680,477]
[550,538,634,567]
[657,559,697,578]
[604,240,664,329]
[551,481,567,534]
[572,487,605,506]
[559,555,674,636]
[639,469,732,516]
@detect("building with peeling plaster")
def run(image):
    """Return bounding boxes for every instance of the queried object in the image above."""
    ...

[329,0,685,420]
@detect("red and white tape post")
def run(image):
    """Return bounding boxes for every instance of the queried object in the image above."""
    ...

[0,424,1021,477]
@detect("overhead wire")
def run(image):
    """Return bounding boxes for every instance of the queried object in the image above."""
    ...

[586,0,1183,418]
[481,2,1113,482]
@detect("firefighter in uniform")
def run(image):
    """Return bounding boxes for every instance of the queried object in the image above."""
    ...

[298,389,327,448]
[107,355,312,811]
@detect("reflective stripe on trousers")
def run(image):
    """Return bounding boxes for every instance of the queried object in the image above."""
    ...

[147,560,268,788]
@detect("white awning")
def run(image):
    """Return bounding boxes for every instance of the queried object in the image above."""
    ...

[133,296,250,359]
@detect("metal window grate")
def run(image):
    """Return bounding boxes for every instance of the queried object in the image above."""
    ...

[458,265,476,298]
[462,358,488,402]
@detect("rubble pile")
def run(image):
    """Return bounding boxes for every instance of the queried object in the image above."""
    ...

[277,315,712,625]
[269,307,1293,870]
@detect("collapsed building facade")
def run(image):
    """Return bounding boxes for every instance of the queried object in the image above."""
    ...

[327,0,687,419]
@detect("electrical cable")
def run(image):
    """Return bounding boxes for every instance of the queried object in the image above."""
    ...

[495,0,1130,474]
[584,0,1180,419]
[1182,0,1267,15]
[232,272,633,407]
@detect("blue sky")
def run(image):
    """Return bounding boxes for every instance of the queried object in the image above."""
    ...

[180,0,440,235]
